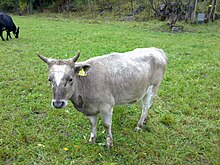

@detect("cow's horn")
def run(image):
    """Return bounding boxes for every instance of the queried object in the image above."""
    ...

[72,50,80,62]
[37,52,50,64]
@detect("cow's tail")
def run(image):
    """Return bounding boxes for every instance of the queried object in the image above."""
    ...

[154,47,168,65]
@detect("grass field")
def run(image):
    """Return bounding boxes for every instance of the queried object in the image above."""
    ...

[0,15,219,164]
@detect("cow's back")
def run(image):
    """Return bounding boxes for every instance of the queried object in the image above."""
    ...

[76,48,167,105]
[0,12,15,30]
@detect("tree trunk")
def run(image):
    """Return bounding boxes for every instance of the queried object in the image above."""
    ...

[207,0,213,22]
[185,0,191,22]
[191,0,198,23]
[202,0,206,13]
[130,0,134,14]
[28,0,33,14]
[88,0,92,12]
[215,0,218,17]
[212,0,217,21]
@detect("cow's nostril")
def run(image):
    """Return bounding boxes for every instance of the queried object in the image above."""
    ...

[52,100,65,108]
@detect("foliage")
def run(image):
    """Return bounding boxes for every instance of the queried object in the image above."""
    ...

[1,0,220,23]
[0,0,19,12]
[0,15,219,164]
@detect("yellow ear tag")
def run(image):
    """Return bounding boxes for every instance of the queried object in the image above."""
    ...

[78,68,87,77]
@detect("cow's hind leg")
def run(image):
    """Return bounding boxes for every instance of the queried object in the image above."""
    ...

[135,84,158,131]
[88,115,98,144]
[0,30,5,41]
[9,33,12,39]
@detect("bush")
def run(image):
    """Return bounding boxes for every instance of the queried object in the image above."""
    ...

[0,0,18,12]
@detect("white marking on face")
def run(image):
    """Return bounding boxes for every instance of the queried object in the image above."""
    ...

[53,65,67,86]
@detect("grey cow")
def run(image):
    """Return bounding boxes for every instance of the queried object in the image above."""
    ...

[37,48,168,148]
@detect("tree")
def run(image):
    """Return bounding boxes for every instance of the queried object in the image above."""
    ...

[212,0,218,21]
[191,0,198,23]
[0,0,19,12]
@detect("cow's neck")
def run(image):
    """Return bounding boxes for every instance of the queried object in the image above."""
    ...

[70,76,85,110]
[11,24,16,33]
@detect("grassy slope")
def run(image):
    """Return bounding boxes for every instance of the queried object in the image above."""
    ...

[0,15,219,164]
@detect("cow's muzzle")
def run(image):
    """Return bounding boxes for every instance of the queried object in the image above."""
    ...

[52,100,67,108]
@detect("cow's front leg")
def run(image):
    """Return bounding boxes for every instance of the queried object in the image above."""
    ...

[9,33,12,39]
[88,115,98,144]
[101,107,113,148]
[6,31,10,40]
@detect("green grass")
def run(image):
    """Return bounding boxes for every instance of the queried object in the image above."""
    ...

[0,15,219,164]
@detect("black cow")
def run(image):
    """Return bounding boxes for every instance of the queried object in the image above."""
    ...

[0,12,20,41]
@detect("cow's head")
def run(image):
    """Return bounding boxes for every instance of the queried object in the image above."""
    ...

[37,51,91,108]
[14,26,20,38]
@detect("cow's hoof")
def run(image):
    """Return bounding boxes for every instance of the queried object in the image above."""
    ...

[89,139,95,144]
[105,137,113,149]
[89,138,96,144]
[135,126,142,132]
[105,143,113,149]
[89,133,96,144]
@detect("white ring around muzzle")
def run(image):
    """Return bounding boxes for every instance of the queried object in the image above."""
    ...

[51,99,68,108]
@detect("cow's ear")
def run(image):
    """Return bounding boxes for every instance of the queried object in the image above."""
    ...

[75,64,91,76]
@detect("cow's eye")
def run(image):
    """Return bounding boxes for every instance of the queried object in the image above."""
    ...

[69,78,73,83]
[48,78,52,82]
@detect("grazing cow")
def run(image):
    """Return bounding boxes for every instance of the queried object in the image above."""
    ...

[0,12,20,41]
[37,48,167,148]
